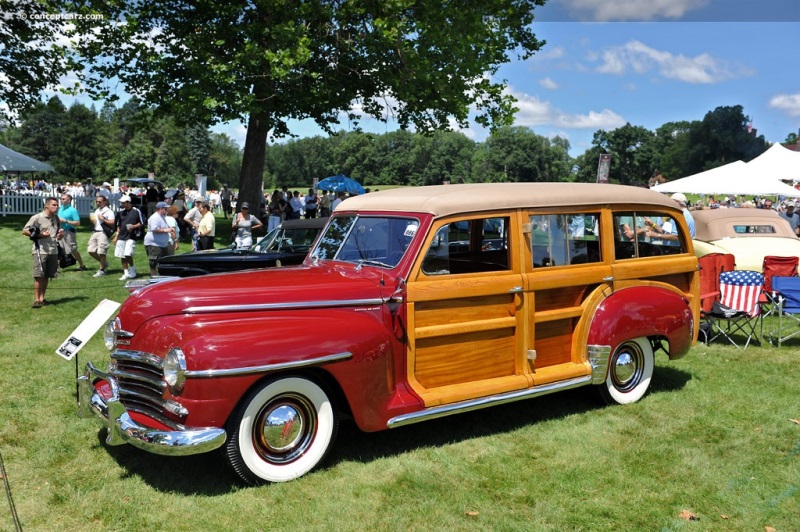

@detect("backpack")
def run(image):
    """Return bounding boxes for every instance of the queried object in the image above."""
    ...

[131,207,145,241]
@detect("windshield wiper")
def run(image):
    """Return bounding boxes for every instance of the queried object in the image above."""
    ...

[355,259,394,270]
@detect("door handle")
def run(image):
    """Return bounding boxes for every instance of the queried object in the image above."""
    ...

[509,286,523,293]
[603,276,614,282]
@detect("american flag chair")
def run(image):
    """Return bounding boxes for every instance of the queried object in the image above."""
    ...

[703,270,764,350]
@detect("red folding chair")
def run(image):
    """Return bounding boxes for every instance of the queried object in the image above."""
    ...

[698,253,736,313]
[759,255,799,331]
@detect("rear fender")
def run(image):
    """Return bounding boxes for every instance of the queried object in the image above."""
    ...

[587,284,694,360]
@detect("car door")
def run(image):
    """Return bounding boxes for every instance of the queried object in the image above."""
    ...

[405,213,528,406]
[522,211,611,385]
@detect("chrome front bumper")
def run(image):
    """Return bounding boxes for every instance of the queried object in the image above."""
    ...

[77,361,226,456]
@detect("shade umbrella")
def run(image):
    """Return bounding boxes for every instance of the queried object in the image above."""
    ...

[317,174,365,194]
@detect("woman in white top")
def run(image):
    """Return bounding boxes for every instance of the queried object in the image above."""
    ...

[232,202,264,249]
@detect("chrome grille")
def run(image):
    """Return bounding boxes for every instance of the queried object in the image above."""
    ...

[110,349,168,419]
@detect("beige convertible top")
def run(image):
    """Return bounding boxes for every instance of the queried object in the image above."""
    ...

[693,207,796,241]
[336,183,677,217]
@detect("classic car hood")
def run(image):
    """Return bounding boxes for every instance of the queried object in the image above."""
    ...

[122,262,386,326]
[695,236,800,272]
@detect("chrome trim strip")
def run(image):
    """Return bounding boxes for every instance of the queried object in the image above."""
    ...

[182,299,387,314]
[185,351,353,378]
[386,375,592,429]
[78,362,226,456]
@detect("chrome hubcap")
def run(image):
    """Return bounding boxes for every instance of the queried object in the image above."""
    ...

[253,394,316,464]
[611,342,644,392]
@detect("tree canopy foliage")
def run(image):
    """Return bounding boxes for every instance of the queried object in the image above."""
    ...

[71,0,546,211]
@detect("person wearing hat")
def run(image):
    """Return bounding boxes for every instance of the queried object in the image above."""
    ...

[113,195,144,280]
[781,201,799,235]
[143,201,172,276]
[231,201,264,249]
[670,192,696,238]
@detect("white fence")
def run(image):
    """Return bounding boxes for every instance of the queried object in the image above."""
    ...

[1,192,122,217]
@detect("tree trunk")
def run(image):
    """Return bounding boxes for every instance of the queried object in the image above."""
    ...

[238,111,271,217]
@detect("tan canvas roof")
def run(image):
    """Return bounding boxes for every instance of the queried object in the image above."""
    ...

[336,183,678,217]
[693,207,796,241]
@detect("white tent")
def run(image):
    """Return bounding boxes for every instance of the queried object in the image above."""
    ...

[651,160,800,197]
[746,143,800,182]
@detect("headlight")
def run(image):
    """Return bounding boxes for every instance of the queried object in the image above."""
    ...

[163,347,187,394]
[104,318,120,351]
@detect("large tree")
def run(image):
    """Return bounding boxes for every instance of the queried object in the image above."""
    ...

[0,0,80,122]
[73,0,545,210]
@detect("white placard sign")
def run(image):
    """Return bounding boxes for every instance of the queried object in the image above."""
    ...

[56,299,121,361]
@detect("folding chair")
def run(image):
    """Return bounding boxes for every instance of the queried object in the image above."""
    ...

[698,253,736,343]
[759,255,799,337]
[698,253,736,313]
[703,270,764,350]
[768,276,800,347]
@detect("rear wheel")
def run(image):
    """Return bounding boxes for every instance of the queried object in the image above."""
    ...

[599,337,654,405]
[225,376,338,484]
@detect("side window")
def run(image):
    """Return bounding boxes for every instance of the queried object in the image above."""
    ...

[530,213,601,267]
[421,217,510,275]
[614,211,687,260]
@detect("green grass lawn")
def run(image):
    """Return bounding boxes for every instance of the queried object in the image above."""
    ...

[0,214,798,531]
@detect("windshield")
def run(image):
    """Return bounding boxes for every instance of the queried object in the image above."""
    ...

[252,225,321,254]
[312,215,419,268]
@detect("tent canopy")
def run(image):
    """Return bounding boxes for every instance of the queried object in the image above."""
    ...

[0,143,55,173]
[746,143,800,182]
[652,160,800,197]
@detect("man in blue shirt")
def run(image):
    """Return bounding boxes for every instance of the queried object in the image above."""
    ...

[58,193,87,270]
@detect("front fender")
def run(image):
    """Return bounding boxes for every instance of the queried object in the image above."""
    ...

[133,307,402,431]
[587,285,694,360]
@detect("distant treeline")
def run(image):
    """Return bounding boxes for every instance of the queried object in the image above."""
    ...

[1,97,777,190]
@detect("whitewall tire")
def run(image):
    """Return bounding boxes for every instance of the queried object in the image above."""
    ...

[225,376,338,484]
[599,337,654,405]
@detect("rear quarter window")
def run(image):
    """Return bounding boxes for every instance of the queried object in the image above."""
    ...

[614,211,687,260]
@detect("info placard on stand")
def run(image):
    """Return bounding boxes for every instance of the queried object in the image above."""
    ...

[56,299,121,361]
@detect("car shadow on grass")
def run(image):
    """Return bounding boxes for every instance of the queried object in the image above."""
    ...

[97,365,690,494]
[329,365,691,465]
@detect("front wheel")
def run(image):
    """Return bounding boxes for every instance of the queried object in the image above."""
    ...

[598,337,654,405]
[225,376,338,484]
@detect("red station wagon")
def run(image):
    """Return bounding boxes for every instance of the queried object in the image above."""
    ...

[78,183,700,484]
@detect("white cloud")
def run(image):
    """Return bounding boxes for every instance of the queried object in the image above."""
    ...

[556,109,625,129]
[562,0,710,21]
[539,77,559,90]
[509,89,625,130]
[534,45,567,61]
[769,93,800,117]
[594,40,746,84]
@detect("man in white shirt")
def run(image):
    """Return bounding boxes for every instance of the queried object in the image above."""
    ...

[330,191,346,211]
[87,195,116,277]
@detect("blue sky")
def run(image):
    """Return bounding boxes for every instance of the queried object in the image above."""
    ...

[212,0,798,158]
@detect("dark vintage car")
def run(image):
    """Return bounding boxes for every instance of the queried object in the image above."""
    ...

[156,217,327,277]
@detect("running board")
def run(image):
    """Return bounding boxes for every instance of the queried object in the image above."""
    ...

[387,375,592,429]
